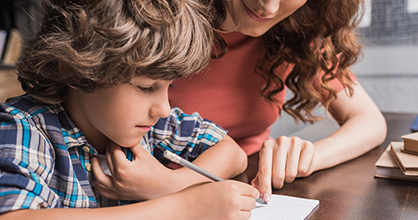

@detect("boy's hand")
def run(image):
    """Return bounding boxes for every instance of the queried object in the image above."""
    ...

[251,137,315,202]
[91,142,174,201]
[178,180,258,220]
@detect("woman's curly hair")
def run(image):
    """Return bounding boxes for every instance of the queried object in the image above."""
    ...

[17,0,215,104]
[211,0,363,122]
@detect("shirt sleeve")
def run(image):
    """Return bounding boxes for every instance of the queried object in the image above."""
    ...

[0,106,61,214]
[151,107,227,165]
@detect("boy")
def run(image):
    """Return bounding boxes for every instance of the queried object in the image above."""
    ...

[0,0,258,219]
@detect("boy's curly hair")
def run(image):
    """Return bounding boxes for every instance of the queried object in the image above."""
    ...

[211,0,363,123]
[17,0,215,104]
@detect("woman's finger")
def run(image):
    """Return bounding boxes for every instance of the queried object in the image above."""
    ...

[285,137,302,183]
[297,141,315,176]
[254,139,275,202]
[271,137,288,189]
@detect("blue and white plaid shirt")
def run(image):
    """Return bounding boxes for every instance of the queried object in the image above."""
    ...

[0,95,226,213]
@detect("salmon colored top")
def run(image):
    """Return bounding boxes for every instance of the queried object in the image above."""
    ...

[169,32,347,155]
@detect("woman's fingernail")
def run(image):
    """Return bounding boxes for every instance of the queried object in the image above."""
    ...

[262,193,271,202]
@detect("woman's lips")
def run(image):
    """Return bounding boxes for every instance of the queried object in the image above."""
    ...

[242,2,273,22]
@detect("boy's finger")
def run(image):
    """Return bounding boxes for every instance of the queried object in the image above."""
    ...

[255,140,274,202]
[129,142,148,159]
[91,157,114,189]
[237,211,252,220]
[239,195,257,212]
[105,144,116,175]
[236,181,260,200]
[107,143,130,169]
[92,181,119,200]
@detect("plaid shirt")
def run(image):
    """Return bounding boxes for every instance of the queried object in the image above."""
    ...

[0,95,226,213]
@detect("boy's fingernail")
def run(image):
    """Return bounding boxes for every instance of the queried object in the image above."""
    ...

[262,193,271,202]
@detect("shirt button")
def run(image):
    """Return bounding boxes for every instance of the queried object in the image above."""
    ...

[82,145,90,153]
[85,163,92,172]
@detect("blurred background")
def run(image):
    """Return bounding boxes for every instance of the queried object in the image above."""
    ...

[354,0,418,114]
[0,0,41,102]
[0,0,417,139]
[273,0,418,139]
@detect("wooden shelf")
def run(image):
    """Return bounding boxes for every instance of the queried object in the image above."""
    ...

[1,0,41,70]
[0,67,23,102]
[0,64,16,70]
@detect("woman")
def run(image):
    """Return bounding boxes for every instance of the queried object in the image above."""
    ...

[169,0,387,202]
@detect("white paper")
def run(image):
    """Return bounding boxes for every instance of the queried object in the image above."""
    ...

[250,194,319,220]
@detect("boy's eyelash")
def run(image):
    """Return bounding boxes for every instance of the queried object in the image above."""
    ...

[140,84,172,91]
[130,82,172,92]
[137,86,154,92]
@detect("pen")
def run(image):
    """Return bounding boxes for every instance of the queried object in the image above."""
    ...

[163,150,268,205]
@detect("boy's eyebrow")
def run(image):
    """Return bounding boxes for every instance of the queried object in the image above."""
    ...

[130,78,173,85]
[129,78,157,85]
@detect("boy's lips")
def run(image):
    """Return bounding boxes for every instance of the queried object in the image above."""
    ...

[136,125,153,131]
[242,2,274,22]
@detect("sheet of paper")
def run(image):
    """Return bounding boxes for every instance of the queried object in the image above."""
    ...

[250,194,319,220]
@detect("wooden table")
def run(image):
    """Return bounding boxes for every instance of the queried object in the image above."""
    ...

[240,113,418,220]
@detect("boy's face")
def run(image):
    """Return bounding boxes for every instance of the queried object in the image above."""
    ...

[66,76,172,151]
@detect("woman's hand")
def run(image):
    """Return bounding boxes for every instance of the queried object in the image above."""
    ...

[251,136,316,202]
[91,142,175,201]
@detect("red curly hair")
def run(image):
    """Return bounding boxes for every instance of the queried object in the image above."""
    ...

[211,0,364,122]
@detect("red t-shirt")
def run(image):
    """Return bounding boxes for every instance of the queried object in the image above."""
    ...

[169,32,346,155]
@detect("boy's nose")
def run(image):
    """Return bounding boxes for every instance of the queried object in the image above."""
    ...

[151,98,171,119]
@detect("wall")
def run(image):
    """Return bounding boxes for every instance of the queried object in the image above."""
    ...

[353,46,418,114]
[354,0,418,114]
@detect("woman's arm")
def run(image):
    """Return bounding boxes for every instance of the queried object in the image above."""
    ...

[311,82,386,170]
[1,180,258,220]
[251,82,386,201]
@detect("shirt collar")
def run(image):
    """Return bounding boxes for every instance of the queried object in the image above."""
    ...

[55,104,98,154]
